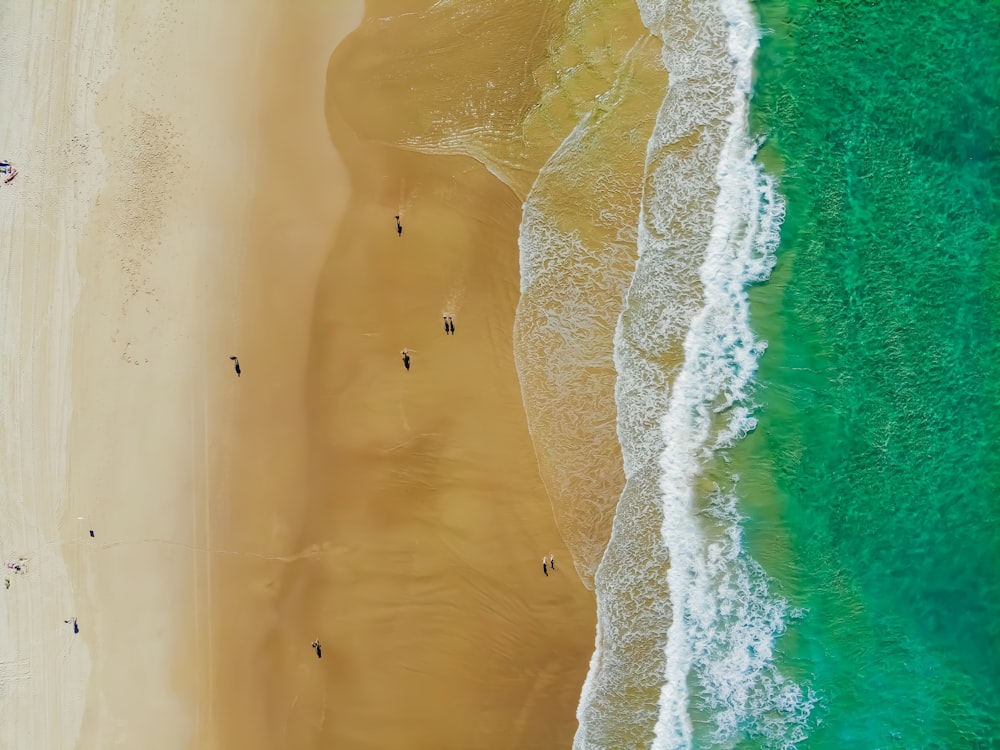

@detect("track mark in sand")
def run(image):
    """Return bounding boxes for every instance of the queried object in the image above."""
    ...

[397,177,412,216]
[506,665,557,750]
[281,694,300,746]
[443,279,467,320]
[188,354,218,743]
[94,536,346,565]
[380,433,443,454]
[398,389,411,432]
[188,400,202,740]
[315,690,329,732]
[201,377,215,737]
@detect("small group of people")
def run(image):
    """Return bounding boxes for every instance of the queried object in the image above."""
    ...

[5,559,25,589]
[394,214,458,369]
[542,554,556,576]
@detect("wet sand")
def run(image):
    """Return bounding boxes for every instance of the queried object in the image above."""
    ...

[207,3,600,747]
[210,146,598,749]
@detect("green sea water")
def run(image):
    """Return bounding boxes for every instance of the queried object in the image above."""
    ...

[741,0,1000,746]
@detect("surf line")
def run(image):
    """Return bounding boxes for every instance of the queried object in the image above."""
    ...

[651,0,812,748]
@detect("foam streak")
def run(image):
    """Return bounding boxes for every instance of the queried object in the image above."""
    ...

[652,1,812,747]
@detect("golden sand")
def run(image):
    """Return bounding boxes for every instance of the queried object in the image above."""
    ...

[207,3,601,745]
[3,0,655,747]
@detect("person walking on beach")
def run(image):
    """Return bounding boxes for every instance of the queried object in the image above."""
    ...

[65,617,79,634]
[229,355,241,377]
[549,554,555,571]
[312,640,322,658]
[443,315,450,334]
[401,349,411,371]
[542,557,548,577]
[395,215,403,236]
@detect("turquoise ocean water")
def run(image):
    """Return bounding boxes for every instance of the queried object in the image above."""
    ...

[742,0,1000,746]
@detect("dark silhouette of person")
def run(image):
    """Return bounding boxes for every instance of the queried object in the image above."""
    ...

[443,316,450,334]
[312,640,322,658]
[229,355,241,377]
[542,558,548,577]
[395,215,402,236]
[448,318,455,335]
[401,349,411,371]
[89,530,95,538]
[549,554,555,571]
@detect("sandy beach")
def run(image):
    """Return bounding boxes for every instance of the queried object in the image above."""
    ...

[1,1,362,748]
[208,2,601,747]
[1,0,608,747]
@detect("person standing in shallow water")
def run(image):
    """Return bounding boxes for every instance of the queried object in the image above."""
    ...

[401,349,410,371]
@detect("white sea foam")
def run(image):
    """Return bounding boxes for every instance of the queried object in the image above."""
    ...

[575,0,732,742]
[514,34,661,586]
[573,0,814,747]
[650,0,814,747]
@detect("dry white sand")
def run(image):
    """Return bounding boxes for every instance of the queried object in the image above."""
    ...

[0,2,115,747]
[1,1,361,748]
